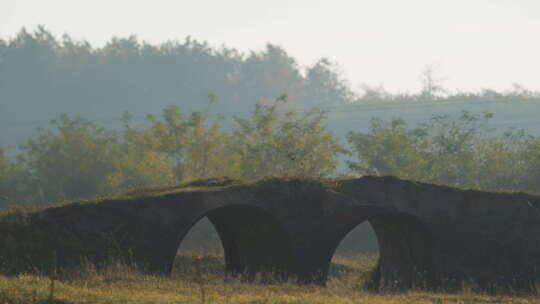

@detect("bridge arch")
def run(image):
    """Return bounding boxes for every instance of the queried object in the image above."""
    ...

[321,206,434,292]
[169,204,295,281]
[3,176,537,294]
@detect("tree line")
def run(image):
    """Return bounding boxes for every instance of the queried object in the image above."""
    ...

[1,100,540,208]
[2,27,538,140]
[0,27,352,126]
[2,27,540,208]
[0,101,343,206]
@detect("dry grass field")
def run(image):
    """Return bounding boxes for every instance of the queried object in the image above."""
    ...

[0,252,537,304]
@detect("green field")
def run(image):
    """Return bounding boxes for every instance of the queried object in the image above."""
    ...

[0,252,537,304]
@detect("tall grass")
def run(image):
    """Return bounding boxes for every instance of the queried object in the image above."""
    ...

[0,251,536,303]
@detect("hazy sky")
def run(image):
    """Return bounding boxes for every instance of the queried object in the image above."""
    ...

[1,0,539,93]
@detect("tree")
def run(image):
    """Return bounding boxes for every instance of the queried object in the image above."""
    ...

[105,112,175,191]
[304,58,354,106]
[346,111,540,190]
[347,118,428,180]
[232,101,344,179]
[143,105,235,182]
[474,130,529,191]
[239,44,305,108]
[180,111,236,180]
[415,111,491,187]
[418,65,446,101]
[19,115,118,203]
[0,149,33,207]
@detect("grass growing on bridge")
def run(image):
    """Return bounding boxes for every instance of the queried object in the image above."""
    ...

[0,253,536,304]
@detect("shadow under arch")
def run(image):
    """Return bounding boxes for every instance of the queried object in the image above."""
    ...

[169,204,295,282]
[321,205,435,292]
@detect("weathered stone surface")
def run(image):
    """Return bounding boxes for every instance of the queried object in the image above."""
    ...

[2,176,539,293]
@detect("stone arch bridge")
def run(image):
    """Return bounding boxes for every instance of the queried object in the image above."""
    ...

[3,176,540,293]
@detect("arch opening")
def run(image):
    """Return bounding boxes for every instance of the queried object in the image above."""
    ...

[323,208,434,292]
[328,222,379,287]
[171,205,295,282]
[172,217,225,279]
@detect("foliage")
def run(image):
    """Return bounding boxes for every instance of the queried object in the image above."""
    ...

[0,101,343,205]
[2,27,540,205]
[0,150,32,207]
[347,118,428,180]
[143,105,235,181]
[18,115,118,203]
[3,103,540,207]
[232,101,344,179]
[0,27,357,145]
[347,111,540,192]
[303,58,353,106]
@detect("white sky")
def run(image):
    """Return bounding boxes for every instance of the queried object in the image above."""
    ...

[1,0,539,94]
